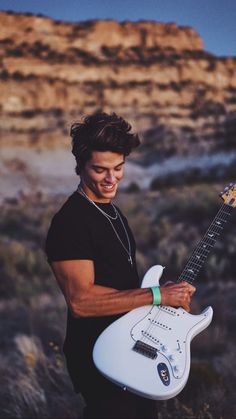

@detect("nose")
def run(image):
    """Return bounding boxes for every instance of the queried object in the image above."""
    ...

[105,170,116,183]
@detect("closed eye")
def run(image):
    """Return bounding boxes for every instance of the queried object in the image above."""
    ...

[94,168,105,174]
[115,165,123,171]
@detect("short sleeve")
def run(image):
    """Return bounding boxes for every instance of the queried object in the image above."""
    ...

[45,212,94,262]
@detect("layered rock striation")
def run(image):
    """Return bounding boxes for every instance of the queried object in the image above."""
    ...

[0,11,236,186]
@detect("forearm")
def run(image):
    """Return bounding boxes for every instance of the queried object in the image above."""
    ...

[69,281,196,317]
[51,261,196,317]
[69,285,153,317]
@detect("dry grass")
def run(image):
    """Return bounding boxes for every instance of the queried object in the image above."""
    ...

[1,185,236,418]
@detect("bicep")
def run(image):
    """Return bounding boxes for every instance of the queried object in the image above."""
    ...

[51,259,95,303]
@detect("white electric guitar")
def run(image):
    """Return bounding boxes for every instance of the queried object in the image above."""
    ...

[93,183,236,400]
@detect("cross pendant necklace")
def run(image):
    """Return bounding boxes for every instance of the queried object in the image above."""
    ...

[128,255,133,266]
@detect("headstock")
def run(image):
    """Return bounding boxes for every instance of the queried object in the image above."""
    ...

[220,182,236,207]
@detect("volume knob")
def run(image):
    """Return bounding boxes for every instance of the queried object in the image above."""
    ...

[161,345,169,353]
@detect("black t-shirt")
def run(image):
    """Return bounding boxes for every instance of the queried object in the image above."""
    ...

[45,191,140,391]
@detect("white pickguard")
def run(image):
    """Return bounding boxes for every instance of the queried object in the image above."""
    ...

[93,265,213,400]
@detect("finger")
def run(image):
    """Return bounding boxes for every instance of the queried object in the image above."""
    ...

[181,303,190,312]
[191,286,196,294]
[163,281,174,288]
[183,292,191,305]
[180,282,196,295]
[178,282,193,291]
[188,286,196,297]
[181,281,191,287]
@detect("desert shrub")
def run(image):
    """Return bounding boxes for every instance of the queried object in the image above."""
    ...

[7,47,24,57]
[0,196,59,299]
[101,45,122,59]
[191,100,226,118]
[0,70,9,80]
[1,187,236,418]
[0,328,82,419]
[126,182,140,193]
[12,71,25,81]
[72,21,94,33]
[68,47,98,64]
[0,238,53,299]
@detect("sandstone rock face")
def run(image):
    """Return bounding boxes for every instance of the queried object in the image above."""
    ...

[0,11,236,196]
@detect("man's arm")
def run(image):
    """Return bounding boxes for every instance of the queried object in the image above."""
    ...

[51,259,196,317]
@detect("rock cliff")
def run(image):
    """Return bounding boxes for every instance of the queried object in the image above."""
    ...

[0,11,236,197]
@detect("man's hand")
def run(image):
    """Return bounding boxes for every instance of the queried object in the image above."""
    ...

[160,281,196,312]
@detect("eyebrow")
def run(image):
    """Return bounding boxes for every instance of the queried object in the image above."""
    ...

[92,161,125,170]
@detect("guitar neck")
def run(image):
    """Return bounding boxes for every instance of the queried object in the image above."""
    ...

[177,203,233,284]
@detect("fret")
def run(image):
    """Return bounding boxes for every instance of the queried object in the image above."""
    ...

[211,226,223,231]
[208,227,221,233]
[220,210,232,216]
[187,258,202,268]
[184,255,207,271]
[180,266,196,276]
[193,253,207,261]
[197,245,210,253]
[214,222,224,228]
[202,243,214,249]
[185,260,202,270]
[201,243,211,249]
[207,233,214,240]
[177,274,195,284]
[194,248,208,256]
[206,235,219,241]
[179,270,196,280]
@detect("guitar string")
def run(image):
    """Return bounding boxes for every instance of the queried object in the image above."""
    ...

[141,203,233,348]
[139,203,233,349]
[177,203,232,283]
[140,204,232,347]
[179,217,228,280]
[140,205,230,343]
[178,205,232,283]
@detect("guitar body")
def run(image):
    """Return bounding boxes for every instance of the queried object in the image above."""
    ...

[93,265,213,400]
[93,183,236,399]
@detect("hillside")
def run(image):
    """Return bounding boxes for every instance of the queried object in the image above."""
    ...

[0,11,236,199]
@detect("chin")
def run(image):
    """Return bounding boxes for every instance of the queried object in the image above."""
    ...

[100,186,118,199]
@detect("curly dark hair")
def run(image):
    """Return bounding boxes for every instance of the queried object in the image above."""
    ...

[70,112,140,175]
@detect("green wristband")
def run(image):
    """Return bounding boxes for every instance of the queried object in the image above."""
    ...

[150,286,161,305]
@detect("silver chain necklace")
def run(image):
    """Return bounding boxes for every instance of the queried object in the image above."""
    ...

[77,185,133,266]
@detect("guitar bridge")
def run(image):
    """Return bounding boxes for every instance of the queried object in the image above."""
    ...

[132,340,157,359]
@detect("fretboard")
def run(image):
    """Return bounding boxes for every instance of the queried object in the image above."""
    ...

[177,203,233,284]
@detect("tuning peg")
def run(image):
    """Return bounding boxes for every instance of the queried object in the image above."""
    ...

[224,186,229,192]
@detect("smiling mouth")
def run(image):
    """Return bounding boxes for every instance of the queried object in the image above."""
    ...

[101,184,116,190]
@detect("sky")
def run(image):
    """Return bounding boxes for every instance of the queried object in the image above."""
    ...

[0,0,235,57]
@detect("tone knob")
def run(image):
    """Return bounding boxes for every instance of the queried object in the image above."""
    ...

[161,345,169,353]
[168,354,175,362]
[173,365,179,373]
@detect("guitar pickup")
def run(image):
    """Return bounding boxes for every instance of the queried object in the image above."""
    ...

[132,340,158,359]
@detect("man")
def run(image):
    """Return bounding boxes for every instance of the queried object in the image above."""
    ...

[45,112,195,418]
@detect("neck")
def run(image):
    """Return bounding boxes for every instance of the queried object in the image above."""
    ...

[177,202,233,284]
[78,184,111,204]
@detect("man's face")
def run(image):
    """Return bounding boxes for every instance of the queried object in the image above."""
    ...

[80,151,125,203]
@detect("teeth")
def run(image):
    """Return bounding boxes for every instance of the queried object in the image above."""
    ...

[103,185,114,189]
